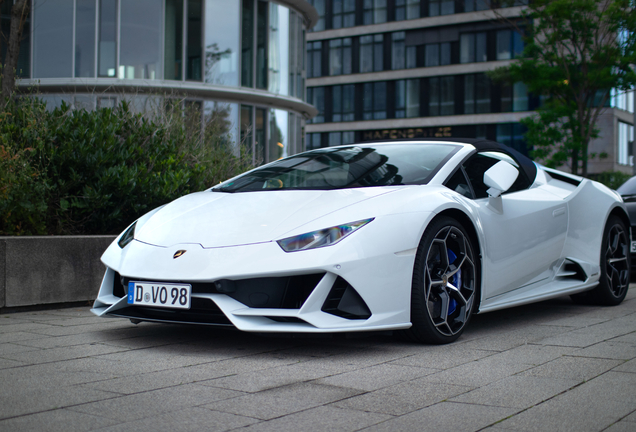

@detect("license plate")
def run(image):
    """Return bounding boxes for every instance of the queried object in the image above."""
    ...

[127,281,191,309]
[631,241,636,253]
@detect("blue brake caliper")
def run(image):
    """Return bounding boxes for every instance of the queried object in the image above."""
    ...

[447,250,460,315]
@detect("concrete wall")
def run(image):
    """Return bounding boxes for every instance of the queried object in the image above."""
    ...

[0,236,117,309]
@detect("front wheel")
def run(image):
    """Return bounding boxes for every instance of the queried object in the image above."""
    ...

[571,215,630,306]
[404,217,478,344]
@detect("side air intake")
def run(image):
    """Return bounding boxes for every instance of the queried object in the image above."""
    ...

[322,276,372,320]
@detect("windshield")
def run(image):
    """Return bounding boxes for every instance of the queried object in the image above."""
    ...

[213,144,459,193]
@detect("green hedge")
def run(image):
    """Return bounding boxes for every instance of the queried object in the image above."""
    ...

[0,98,253,235]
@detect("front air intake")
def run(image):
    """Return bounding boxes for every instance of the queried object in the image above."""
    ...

[322,276,372,320]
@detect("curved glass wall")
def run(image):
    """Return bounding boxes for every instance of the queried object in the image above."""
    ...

[29,0,310,161]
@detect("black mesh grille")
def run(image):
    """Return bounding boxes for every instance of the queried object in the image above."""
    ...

[322,276,372,320]
[110,297,232,325]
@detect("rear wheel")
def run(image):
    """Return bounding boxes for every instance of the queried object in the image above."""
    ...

[571,216,630,306]
[404,217,478,344]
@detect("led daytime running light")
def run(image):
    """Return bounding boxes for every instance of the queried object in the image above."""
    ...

[277,218,374,252]
[118,221,137,249]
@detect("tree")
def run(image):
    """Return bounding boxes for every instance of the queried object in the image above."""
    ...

[494,0,636,176]
[0,0,30,101]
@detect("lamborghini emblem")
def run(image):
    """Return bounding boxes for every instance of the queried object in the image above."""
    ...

[173,250,187,259]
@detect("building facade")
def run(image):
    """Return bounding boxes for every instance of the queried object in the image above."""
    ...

[304,0,635,174]
[12,0,318,164]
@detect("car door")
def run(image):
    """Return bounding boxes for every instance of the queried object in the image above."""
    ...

[447,151,568,300]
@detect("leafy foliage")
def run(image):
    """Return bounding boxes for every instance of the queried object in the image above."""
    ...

[493,0,636,176]
[0,98,253,235]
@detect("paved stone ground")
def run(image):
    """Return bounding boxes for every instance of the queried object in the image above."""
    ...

[1,288,636,432]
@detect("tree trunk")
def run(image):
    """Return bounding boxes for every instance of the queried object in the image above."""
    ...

[2,0,29,101]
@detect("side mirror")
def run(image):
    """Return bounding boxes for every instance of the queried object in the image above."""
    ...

[484,161,519,198]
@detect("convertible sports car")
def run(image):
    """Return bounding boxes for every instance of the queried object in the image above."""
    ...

[92,138,631,344]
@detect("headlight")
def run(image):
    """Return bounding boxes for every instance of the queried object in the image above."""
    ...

[118,221,137,249]
[277,218,374,253]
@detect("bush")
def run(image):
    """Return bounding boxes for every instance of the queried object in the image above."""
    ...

[589,170,633,191]
[0,98,253,235]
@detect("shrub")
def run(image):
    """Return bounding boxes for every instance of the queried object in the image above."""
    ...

[0,98,254,235]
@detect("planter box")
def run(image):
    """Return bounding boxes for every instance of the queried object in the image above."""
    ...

[0,236,116,309]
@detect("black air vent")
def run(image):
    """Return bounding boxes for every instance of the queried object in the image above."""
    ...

[322,277,371,320]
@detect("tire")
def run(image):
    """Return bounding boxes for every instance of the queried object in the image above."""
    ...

[571,215,630,306]
[403,216,478,344]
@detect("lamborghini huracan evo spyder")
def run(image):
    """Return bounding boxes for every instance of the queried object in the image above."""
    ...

[91,139,631,344]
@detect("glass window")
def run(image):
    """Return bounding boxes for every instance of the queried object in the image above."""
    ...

[440,0,454,15]
[407,0,420,18]
[120,0,162,79]
[440,42,451,65]
[241,105,253,155]
[618,121,635,165]
[214,144,461,192]
[360,36,373,73]
[363,0,372,25]
[269,108,288,162]
[310,0,325,31]
[373,34,384,72]
[256,0,268,89]
[429,77,440,116]
[406,46,417,68]
[343,131,355,144]
[342,38,353,74]
[75,0,96,78]
[333,84,355,121]
[307,133,322,150]
[186,0,202,81]
[268,4,289,94]
[205,0,240,86]
[329,132,342,146]
[255,108,266,163]
[204,101,240,151]
[392,32,405,70]
[396,0,406,21]
[374,0,387,24]
[330,39,343,75]
[464,75,475,114]
[429,0,439,16]
[440,76,454,115]
[513,82,528,111]
[333,0,343,29]
[97,0,117,78]
[513,30,524,57]
[363,82,386,120]
[465,0,489,11]
[425,44,439,67]
[476,74,491,113]
[242,0,254,87]
[165,0,183,80]
[343,0,356,27]
[396,79,419,118]
[497,30,511,60]
[308,87,325,123]
[307,41,322,78]
[460,34,474,64]
[461,32,487,63]
[476,32,487,63]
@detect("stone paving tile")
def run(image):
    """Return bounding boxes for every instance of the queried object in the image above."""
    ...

[205,382,362,421]
[68,383,245,422]
[449,375,578,408]
[316,363,437,392]
[496,371,636,432]
[416,354,533,388]
[1,343,129,365]
[360,401,518,432]
[604,421,636,432]
[612,331,636,344]
[0,330,48,344]
[0,342,42,355]
[0,386,117,419]
[0,357,25,369]
[92,407,257,432]
[537,315,610,328]
[389,344,494,370]
[476,343,575,366]
[536,319,636,348]
[332,379,473,416]
[237,405,392,432]
[0,363,119,388]
[0,408,120,432]
[517,355,622,382]
[571,340,636,360]
[457,324,572,353]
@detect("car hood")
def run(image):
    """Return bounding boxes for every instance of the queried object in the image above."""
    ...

[134,188,397,248]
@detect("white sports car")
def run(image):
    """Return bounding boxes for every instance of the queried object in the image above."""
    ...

[91,139,631,344]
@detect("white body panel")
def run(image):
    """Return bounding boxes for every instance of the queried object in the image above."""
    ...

[92,141,629,334]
